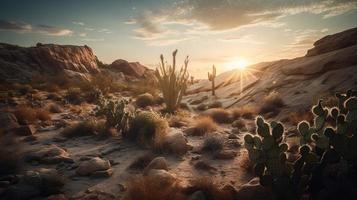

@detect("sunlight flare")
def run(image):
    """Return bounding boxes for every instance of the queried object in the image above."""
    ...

[225,58,250,71]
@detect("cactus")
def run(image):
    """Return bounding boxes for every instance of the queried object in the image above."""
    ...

[244,116,318,199]
[155,50,189,113]
[95,98,134,136]
[208,65,217,96]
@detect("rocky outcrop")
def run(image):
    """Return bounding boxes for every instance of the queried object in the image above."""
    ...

[306,27,357,56]
[0,43,100,82]
[185,27,357,116]
[107,59,154,79]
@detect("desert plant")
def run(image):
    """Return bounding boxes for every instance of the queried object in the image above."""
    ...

[135,93,155,108]
[155,50,189,113]
[60,120,109,138]
[48,103,63,113]
[84,87,104,104]
[65,88,84,104]
[186,116,217,136]
[244,116,318,199]
[231,105,258,120]
[208,65,217,96]
[128,111,168,150]
[259,91,284,116]
[95,98,134,135]
[202,135,224,152]
[205,108,232,123]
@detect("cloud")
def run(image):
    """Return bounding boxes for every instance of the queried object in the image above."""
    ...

[220,34,265,44]
[79,32,87,37]
[35,24,73,36]
[72,21,85,26]
[81,38,104,42]
[98,28,112,34]
[0,20,32,32]
[0,19,73,36]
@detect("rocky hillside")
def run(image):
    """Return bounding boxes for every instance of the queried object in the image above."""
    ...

[186,27,357,113]
[0,43,152,82]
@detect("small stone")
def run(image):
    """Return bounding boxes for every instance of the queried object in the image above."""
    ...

[91,168,114,178]
[143,157,168,175]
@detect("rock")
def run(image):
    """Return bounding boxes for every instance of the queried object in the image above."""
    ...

[164,129,190,156]
[188,190,206,200]
[143,157,168,175]
[306,27,357,56]
[0,112,19,131]
[213,150,237,160]
[146,169,176,187]
[13,125,37,136]
[91,168,113,178]
[107,59,152,78]
[24,144,73,164]
[236,178,273,200]
[76,157,111,176]
[0,43,100,82]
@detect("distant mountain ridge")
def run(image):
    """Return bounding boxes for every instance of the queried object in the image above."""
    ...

[0,43,152,82]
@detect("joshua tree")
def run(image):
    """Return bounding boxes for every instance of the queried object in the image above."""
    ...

[208,65,216,96]
[155,50,189,113]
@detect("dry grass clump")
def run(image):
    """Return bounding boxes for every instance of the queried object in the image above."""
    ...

[48,103,63,113]
[202,135,224,152]
[60,120,111,138]
[123,175,183,200]
[135,93,155,108]
[12,105,51,124]
[126,80,158,97]
[0,135,23,176]
[231,105,258,120]
[168,111,190,128]
[65,88,84,105]
[259,91,284,116]
[184,177,234,200]
[128,111,169,151]
[187,116,217,136]
[205,108,232,123]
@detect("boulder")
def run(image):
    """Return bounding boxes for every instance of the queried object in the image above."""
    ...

[188,190,206,200]
[108,59,152,78]
[143,157,168,175]
[24,145,73,164]
[13,125,37,136]
[145,169,176,187]
[164,129,190,156]
[76,157,111,176]
[0,112,19,132]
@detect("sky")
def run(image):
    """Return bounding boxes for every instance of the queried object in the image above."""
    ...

[0,0,357,78]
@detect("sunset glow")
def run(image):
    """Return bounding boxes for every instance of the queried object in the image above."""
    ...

[224,59,250,71]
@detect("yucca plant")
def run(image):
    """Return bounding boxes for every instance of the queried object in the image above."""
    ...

[155,50,189,113]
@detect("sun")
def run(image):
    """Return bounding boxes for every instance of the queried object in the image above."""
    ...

[225,58,250,71]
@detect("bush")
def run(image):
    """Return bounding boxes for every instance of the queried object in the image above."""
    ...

[230,105,258,120]
[187,116,217,136]
[205,108,232,123]
[168,112,190,128]
[60,120,108,138]
[135,93,155,108]
[65,88,84,104]
[84,88,103,104]
[36,109,51,121]
[12,105,51,124]
[123,175,182,200]
[48,103,63,113]
[259,91,284,115]
[128,111,168,150]
[202,135,224,152]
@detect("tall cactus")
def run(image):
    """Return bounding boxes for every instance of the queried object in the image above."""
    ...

[208,65,216,96]
[155,50,189,113]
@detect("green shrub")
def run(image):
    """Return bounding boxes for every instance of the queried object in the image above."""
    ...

[135,93,155,108]
[128,111,168,150]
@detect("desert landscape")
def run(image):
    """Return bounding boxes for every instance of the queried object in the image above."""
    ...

[1,1,357,200]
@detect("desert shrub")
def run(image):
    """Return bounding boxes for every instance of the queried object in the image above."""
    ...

[84,88,103,104]
[47,93,62,101]
[0,135,23,176]
[65,88,84,104]
[202,135,224,152]
[31,73,72,91]
[126,79,158,97]
[232,119,245,129]
[48,103,63,113]
[123,175,183,200]
[184,177,233,200]
[231,105,258,120]
[155,50,189,113]
[128,111,168,150]
[36,109,51,121]
[205,108,232,123]
[95,98,134,135]
[127,153,155,170]
[135,93,155,108]
[17,84,33,95]
[60,120,98,138]
[88,73,115,95]
[259,91,284,115]
[168,112,190,128]
[187,116,217,136]
[13,105,37,124]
